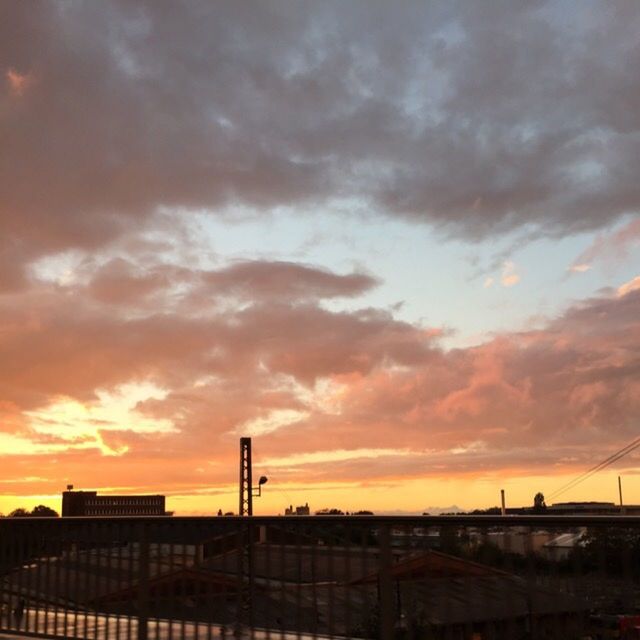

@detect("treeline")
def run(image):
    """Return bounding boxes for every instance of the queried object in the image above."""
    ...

[315,509,374,515]
[1,505,59,518]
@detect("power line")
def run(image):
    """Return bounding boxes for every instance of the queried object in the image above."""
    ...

[550,435,640,498]
[548,436,640,501]
[548,434,640,501]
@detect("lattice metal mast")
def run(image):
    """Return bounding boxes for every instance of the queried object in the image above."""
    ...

[239,437,253,516]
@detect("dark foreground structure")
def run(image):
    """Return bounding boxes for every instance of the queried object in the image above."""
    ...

[1,515,639,639]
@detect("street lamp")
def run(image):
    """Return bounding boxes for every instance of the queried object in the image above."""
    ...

[252,476,268,497]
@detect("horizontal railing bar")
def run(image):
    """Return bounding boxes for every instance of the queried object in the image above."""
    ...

[2,514,639,526]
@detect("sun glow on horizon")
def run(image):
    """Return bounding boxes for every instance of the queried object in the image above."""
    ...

[22,382,176,456]
[4,468,640,518]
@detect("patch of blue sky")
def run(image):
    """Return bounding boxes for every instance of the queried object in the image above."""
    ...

[194,207,640,350]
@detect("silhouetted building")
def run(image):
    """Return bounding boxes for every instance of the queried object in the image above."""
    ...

[61,489,167,517]
[493,501,640,516]
[548,501,640,515]
[285,503,310,515]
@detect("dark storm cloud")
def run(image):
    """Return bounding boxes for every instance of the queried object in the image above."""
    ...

[84,258,377,307]
[201,260,378,301]
[2,0,640,284]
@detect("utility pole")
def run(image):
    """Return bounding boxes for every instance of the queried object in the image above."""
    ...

[619,475,625,514]
[500,489,506,516]
[239,437,253,516]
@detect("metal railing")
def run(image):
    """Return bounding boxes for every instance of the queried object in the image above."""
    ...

[1,515,640,639]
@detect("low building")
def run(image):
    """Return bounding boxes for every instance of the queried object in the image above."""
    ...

[542,530,586,561]
[545,501,640,515]
[61,488,167,517]
[547,501,619,514]
[471,529,556,556]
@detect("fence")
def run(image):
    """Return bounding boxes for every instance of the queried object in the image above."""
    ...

[1,515,640,640]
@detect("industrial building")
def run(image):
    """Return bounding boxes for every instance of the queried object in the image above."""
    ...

[61,487,167,517]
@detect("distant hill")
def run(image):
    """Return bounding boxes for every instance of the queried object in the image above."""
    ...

[422,506,463,515]
[373,506,463,516]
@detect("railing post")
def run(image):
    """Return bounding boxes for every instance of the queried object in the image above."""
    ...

[234,521,245,635]
[235,519,254,634]
[137,523,149,640]
[247,520,255,630]
[378,524,394,640]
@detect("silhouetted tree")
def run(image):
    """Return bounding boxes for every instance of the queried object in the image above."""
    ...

[470,540,506,567]
[533,492,546,513]
[441,506,503,515]
[30,505,59,517]
[439,525,462,555]
[570,526,640,579]
[8,505,58,517]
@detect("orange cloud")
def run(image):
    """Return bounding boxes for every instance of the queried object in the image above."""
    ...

[2,260,640,509]
[618,275,640,298]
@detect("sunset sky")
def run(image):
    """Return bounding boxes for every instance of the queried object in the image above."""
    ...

[2,1,640,515]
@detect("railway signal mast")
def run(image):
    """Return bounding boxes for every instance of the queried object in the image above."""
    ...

[239,437,268,516]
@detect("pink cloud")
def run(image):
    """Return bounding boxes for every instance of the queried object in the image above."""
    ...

[572,218,640,272]
[2,260,640,497]
[5,68,33,97]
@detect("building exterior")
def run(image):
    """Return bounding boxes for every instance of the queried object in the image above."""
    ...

[495,501,640,516]
[547,501,640,515]
[61,489,167,517]
[542,531,586,561]
[285,503,310,515]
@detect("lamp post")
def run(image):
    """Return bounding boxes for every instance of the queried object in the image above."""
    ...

[253,476,268,499]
